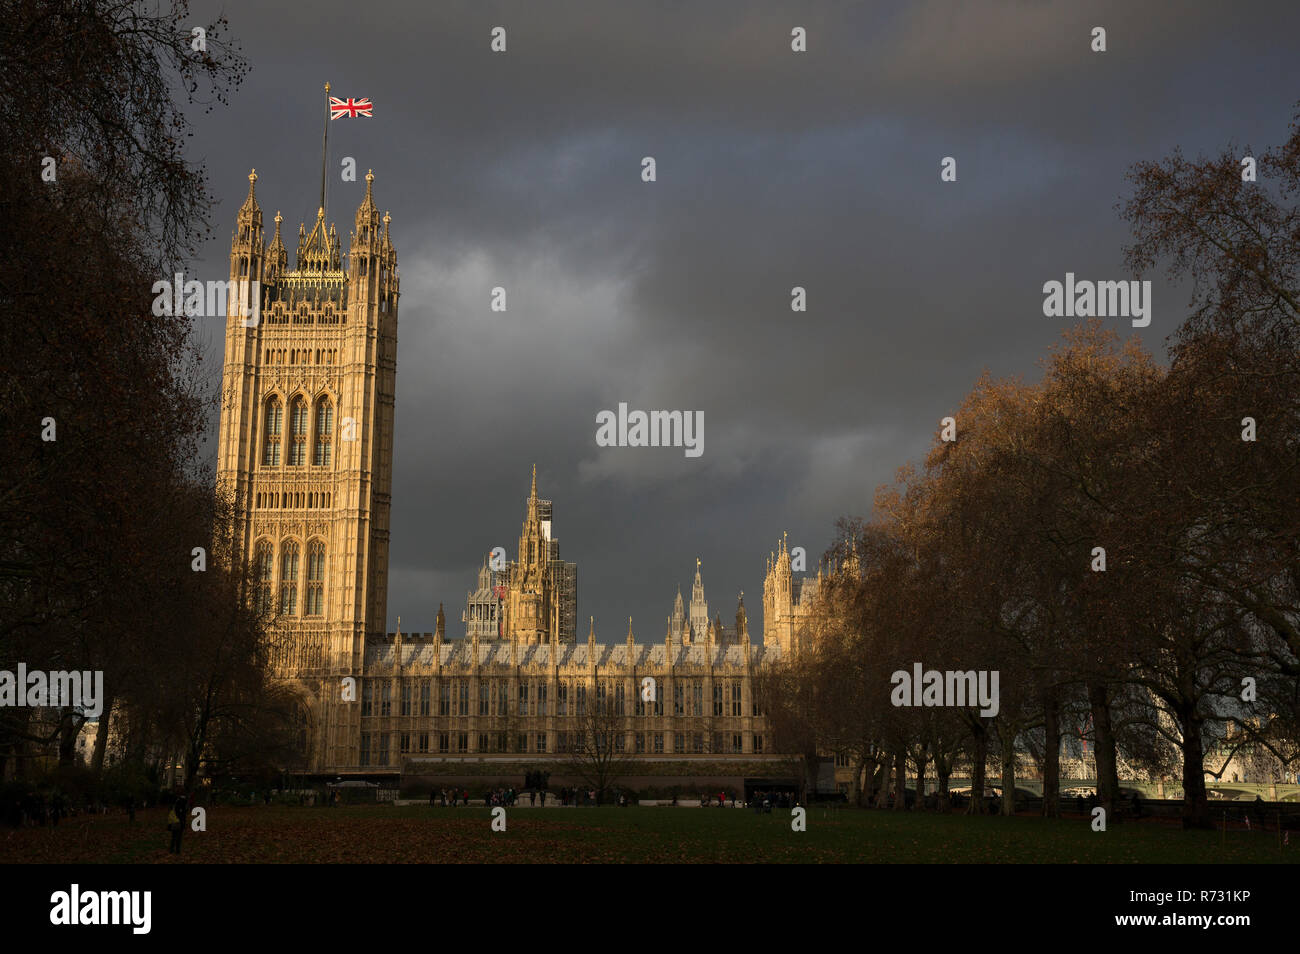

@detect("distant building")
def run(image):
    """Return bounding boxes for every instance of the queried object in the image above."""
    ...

[211,166,817,782]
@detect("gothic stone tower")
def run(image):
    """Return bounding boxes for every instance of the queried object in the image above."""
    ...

[216,170,399,767]
[505,466,555,645]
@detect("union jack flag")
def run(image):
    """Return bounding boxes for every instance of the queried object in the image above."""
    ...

[329,96,373,119]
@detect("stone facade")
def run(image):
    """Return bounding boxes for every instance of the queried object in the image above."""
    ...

[214,169,821,780]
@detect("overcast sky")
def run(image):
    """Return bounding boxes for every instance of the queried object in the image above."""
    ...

[184,0,1300,640]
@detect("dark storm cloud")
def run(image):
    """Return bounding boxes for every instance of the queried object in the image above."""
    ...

[185,0,1300,638]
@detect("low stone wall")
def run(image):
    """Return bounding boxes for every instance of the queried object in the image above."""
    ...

[401,773,752,798]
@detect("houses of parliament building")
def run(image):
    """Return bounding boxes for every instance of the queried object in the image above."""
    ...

[215,170,827,785]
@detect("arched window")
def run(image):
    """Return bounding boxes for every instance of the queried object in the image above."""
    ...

[262,397,282,466]
[314,398,333,466]
[255,541,273,614]
[280,541,300,615]
[289,397,308,466]
[305,541,326,616]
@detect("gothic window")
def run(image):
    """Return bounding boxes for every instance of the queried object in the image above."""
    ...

[361,681,372,716]
[314,398,333,466]
[614,683,625,716]
[263,397,282,466]
[713,683,724,717]
[254,541,273,614]
[279,541,299,615]
[420,682,431,716]
[673,683,684,716]
[380,682,391,716]
[458,682,468,716]
[575,684,586,717]
[537,682,548,716]
[478,683,490,716]
[359,733,370,766]
[289,397,308,466]
[305,541,325,616]
[518,683,529,716]
[654,732,664,754]
[400,682,411,717]
[754,734,764,754]
[557,682,567,716]
[693,680,703,717]
[731,682,742,717]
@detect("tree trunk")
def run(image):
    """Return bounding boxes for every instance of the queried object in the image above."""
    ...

[937,764,951,813]
[873,761,889,808]
[851,756,865,806]
[1088,682,1119,822]
[57,710,81,766]
[912,748,929,811]
[91,694,114,776]
[12,709,31,779]
[967,721,987,814]
[1041,686,1060,818]
[1178,706,1211,829]
[893,749,906,810]
[1000,727,1017,816]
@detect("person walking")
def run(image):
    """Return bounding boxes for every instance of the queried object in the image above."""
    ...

[166,796,186,855]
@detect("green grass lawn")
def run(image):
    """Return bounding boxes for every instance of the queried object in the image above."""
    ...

[3,804,1295,864]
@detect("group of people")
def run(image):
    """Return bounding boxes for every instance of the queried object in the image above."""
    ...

[426,788,555,807]
[749,790,796,813]
[561,787,605,806]
[4,791,159,828]
[429,788,472,806]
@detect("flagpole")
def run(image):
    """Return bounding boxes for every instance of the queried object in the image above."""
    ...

[320,81,330,216]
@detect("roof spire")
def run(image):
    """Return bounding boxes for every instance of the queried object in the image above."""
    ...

[531,463,537,499]
[239,169,260,216]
